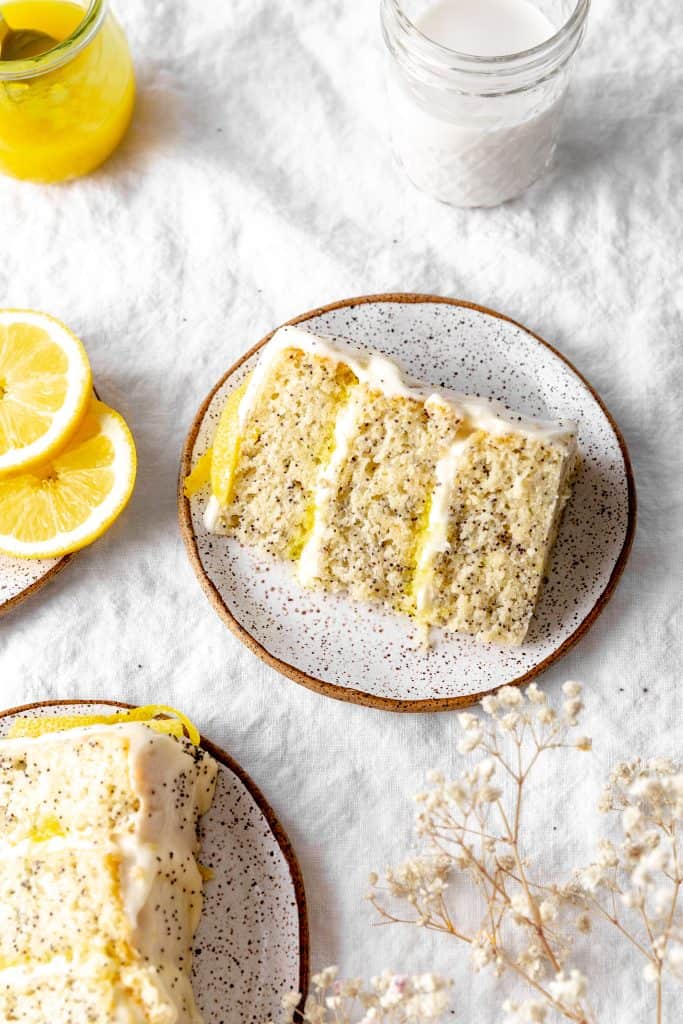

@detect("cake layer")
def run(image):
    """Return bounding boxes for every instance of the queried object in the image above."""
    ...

[0,956,177,1024]
[0,723,217,1024]
[209,345,357,559]
[204,326,577,645]
[417,430,576,643]
[0,842,132,969]
[0,730,139,844]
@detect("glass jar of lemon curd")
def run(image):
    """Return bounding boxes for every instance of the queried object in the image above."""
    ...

[0,0,134,182]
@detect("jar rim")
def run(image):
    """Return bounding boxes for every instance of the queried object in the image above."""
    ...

[382,0,591,80]
[0,0,107,81]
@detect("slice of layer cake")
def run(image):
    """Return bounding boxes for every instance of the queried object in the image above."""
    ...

[0,717,217,1024]
[202,326,577,645]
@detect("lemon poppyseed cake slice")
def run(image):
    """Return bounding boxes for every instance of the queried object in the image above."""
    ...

[203,326,577,645]
[0,715,217,1024]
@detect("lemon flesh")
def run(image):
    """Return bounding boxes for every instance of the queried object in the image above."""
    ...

[0,310,92,476]
[0,398,136,558]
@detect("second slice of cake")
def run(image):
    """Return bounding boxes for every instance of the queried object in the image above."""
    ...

[203,326,577,645]
[0,716,217,1024]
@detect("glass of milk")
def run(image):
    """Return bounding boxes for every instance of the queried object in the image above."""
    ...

[380,0,590,207]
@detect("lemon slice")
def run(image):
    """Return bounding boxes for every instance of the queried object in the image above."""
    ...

[0,398,136,558]
[0,310,92,477]
[210,376,250,505]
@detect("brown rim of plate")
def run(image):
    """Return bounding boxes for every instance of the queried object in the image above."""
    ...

[0,697,311,1009]
[0,554,73,618]
[178,292,637,714]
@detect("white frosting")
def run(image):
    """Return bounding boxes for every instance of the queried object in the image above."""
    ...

[235,325,576,447]
[298,393,363,586]
[204,494,223,532]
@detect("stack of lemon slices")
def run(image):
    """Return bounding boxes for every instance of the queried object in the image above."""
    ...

[0,310,136,559]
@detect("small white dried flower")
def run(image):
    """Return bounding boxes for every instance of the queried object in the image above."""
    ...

[311,967,338,989]
[497,852,516,872]
[458,729,483,753]
[562,698,584,724]
[539,897,559,923]
[510,892,532,922]
[471,931,496,970]
[525,682,547,705]
[548,968,587,1008]
[562,680,583,698]
[643,962,661,983]
[578,863,608,892]
[481,695,500,715]
[458,712,479,731]
[281,991,302,1011]
[597,839,619,867]
[622,806,642,835]
[497,685,525,707]
[500,712,521,732]
[575,736,592,751]
[508,1000,548,1023]
[478,785,503,804]
[668,944,683,970]
[477,758,496,781]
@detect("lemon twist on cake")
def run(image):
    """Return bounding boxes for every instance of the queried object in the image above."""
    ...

[0,711,217,1024]
[199,326,578,645]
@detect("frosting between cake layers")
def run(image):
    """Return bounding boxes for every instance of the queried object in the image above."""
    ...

[412,432,474,616]
[297,392,364,586]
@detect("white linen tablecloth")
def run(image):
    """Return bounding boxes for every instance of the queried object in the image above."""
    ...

[2,0,682,1019]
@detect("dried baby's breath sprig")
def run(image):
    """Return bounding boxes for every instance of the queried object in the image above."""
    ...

[575,756,683,1023]
[272,967,452,1023]
[368,682,595,1024]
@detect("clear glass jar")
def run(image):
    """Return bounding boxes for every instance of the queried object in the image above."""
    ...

[380,0,590,207]
[0,0,135,183]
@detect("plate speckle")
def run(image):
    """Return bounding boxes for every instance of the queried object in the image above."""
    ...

[0,701,308,1024]
[179,295,635,711]
[0,553,71,617]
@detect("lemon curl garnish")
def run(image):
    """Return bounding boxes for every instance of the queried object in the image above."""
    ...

[8,704,201,746]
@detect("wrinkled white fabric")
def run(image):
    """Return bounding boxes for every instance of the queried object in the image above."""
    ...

[1,0,682,1019]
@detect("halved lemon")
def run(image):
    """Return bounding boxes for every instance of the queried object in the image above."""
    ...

[0,398,136,558]
[0,310,92,477]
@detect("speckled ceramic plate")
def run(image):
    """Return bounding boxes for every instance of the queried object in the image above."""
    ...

[179,294,636,712]
[0,554,73,618]
[0,700,309,1024]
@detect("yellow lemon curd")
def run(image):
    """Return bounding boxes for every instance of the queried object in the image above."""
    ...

[0,0,135,182]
